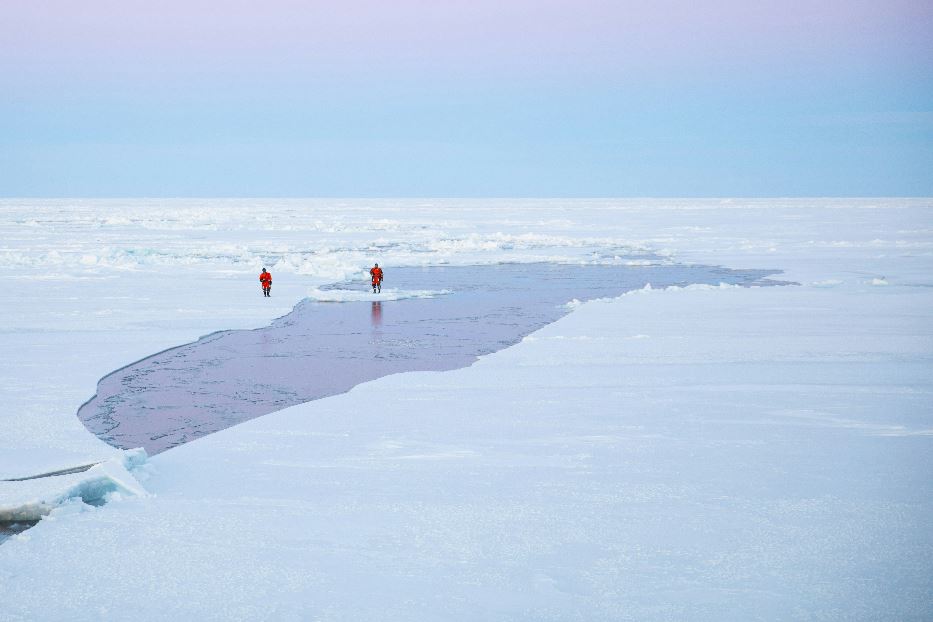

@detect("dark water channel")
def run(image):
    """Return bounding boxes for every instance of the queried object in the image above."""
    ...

[78,263,784,454]
[0,521,37,545]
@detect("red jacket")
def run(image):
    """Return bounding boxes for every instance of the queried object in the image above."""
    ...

[259,272,272,287]
[370,267,383,283]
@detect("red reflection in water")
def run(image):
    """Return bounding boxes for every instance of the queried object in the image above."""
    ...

[371,301,382,326]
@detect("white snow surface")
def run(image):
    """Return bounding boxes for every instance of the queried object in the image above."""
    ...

[0,198,931,620]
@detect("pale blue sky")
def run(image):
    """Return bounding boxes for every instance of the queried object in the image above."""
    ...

[1,0,931,196]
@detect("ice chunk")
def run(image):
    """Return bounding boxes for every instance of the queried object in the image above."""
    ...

[0,451,148,522]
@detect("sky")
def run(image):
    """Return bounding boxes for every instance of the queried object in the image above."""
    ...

[1,0,931,197]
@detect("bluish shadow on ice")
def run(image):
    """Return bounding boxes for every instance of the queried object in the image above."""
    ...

[78,263,786,454]
[0,449,149,543]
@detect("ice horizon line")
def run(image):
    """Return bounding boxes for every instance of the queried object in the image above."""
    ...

[1,195,931,201]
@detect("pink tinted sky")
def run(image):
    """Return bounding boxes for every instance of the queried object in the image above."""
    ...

[1,0,931,195]
[3,0,931,83]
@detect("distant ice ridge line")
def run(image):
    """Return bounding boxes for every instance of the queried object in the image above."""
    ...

[0,227,662,276]
[0,449,149,522]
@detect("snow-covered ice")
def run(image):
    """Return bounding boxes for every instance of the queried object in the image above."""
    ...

[0,199,931,620]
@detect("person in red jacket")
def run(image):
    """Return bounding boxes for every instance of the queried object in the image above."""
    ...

[369,263,383,294]
[259,268,272,297]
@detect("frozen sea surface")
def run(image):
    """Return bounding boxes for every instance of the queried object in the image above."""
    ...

[78,263,783,454]
[0,199,930,620]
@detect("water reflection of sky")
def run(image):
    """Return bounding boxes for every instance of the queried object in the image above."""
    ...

[79,263,784,454]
